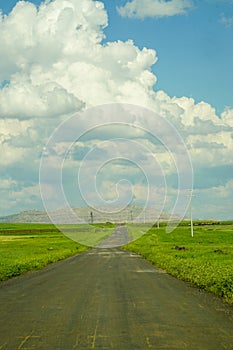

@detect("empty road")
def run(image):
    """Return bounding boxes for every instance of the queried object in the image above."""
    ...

[0,227,232,349]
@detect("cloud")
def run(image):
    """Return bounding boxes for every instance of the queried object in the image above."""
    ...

[0,0,232,220]
[0,0,157,117]
[193,180,233,220]
[221,107,233,127]
[0,79,83,119]
[0,0,107,118]
[117,0,193,19]
[0,182,41,216]
[220,14,233,28]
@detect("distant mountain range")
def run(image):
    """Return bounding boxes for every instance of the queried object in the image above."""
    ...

[0,206,174,224]
[0,210,51,223]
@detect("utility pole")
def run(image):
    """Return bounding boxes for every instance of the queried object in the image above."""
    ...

[190,196,193,237]
[157,215,160,229]
[90,211,93,224]
[188,190,195,237]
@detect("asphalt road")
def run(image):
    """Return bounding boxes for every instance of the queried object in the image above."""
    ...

[0,227,232,350]
[97,225,132,248]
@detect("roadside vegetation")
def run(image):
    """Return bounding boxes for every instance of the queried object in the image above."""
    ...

[0,223,88,281]
[0,222,114,281]
[124,221,233,304]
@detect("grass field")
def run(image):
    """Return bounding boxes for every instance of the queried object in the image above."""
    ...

[0,222,115,281]
[124,221,233,304]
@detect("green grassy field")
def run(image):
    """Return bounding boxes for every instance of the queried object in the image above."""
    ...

[0,222,114,281]
[0,223,86,281]
[124,222,233,304]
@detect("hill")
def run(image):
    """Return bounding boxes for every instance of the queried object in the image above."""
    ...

[0,206,172,224]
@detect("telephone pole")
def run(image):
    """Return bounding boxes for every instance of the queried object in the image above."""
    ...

[90,211,93,224]
[188,190,195,237]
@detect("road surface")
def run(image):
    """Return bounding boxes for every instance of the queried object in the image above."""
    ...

[0,227,232,349]
[97,225,131,248]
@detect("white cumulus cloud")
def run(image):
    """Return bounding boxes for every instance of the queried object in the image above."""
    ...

[221,107,233,127]
[0,0,158,117]
[117,0,193,19]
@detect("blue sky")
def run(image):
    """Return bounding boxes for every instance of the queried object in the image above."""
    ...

[0,0,232,220]
[103,0,233,115]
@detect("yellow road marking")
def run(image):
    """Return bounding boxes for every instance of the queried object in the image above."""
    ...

[17,333,39,350]
[146,337,152,348]
[18,335,31,350]
[91,324,98,349]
